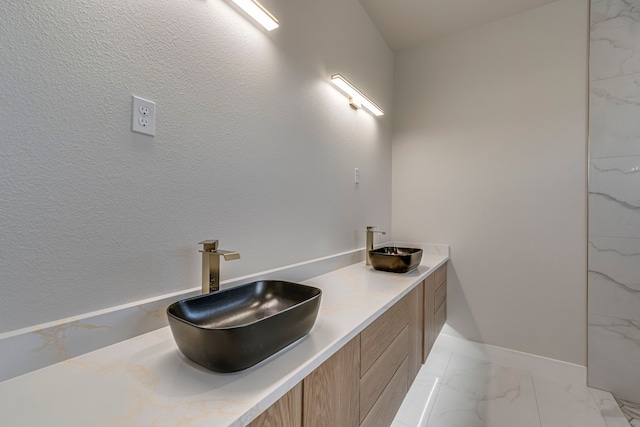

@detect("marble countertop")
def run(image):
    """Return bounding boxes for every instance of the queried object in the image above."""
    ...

[0,253,448,427]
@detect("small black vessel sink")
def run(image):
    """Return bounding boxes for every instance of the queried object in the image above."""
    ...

[167,280,322,373]
[369,247,423,273]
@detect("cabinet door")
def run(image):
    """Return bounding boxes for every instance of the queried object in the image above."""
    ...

[247,383,302,427]
[423,273,435,363]
[360,358,409,427]
[434,263,447,337]
[361,296,409,376]
[407,282,424,386]
[360,326,408,423]
[303,336,360,427]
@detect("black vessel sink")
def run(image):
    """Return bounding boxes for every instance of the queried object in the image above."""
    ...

[369,247,423,273]
[167,280,322,373]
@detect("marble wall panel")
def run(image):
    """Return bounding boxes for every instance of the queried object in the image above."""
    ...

[590,156,640,198]
[589,75,640,158]
[590,0,640,81]
[589,156,640,238]
[589,0,640,405]
[588,314,640,403]
[588,238,640,320]
[589,193,640,238]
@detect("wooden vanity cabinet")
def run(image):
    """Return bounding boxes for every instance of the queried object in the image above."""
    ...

[433,263,447,337]
[253,262,447,427]
[303,336,360,427]
[247,383,302,427]
[359,295,409,426]
[423,262,447,363]
[423,273,435,362]
[407,283,424,387]
[358,284,424,427]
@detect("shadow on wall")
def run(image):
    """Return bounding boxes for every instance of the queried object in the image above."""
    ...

[440,261,484,343]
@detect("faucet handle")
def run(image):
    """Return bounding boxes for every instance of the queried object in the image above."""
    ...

[199,240,219,252]
[366,226,386,234]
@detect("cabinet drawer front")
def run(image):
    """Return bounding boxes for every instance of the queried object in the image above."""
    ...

[303,336,360,427]
[407,283,424,388]
[434,280,446,312]
[360,357,408,427]
[423,274,435,362]
[435,263,447,289]
[434,299,446,336]
[248,383,302,427]
[360,326,409,422]
[360,297,409,376]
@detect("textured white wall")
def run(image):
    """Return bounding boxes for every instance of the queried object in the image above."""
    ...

[392,0,588,364]
[0,0,393,333]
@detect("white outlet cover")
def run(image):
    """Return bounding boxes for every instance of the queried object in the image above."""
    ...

[132,96,156,136]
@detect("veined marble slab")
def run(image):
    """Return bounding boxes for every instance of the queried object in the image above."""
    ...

[590,76,640,158]
[589,193,640,239]
[588,0,640,408]
[588,157,640,239]
[0,247,368,382]
[393,334,621,427]
[588,313,640,404]
[590,157,640,203]
[0,246,449,427]
[616,397,640,426]
[426,353,541,427]
[0,243,449,383]
[591,387,632,427]
[590,0,640,81]
[534,376,607,427]
[588,237,640,321]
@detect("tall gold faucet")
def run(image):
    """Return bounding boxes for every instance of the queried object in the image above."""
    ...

[199,240,240,294]
[365,226,386,266]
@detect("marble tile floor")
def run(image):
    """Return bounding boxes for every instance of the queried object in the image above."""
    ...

[615,398,640,427]
[393,335,631,427]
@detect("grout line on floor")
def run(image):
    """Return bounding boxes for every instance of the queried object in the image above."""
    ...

[530,375,544,427]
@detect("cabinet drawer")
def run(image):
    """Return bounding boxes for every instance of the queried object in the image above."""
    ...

[303,336,360,427]
[248,383,302,427]
[434,299,446,336]
[435,263,447,289]
[423,274,435,362]
[361,298,409,376]
[434,280,446,312]
[360,326,409,422]
[360,357,408,427]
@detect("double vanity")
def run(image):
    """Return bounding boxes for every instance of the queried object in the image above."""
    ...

[0,243,448,427]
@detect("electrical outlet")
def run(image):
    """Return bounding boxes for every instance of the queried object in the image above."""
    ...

[132,96,155,136]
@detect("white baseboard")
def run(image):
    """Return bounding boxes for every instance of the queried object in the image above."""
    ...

[437,331,587,385]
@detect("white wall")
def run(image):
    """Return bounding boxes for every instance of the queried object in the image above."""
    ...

[0,0,393,333]
[393,0,588,364]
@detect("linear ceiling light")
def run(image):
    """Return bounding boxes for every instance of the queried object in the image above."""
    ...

[231,0,279,31]
[330,74,384,117]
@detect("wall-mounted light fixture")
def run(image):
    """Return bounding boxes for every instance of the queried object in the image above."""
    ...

[230,0,279,31]
[330,74,384,117]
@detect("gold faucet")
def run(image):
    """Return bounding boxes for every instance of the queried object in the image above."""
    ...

[365,226,386,266]
[199,240,240,294]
